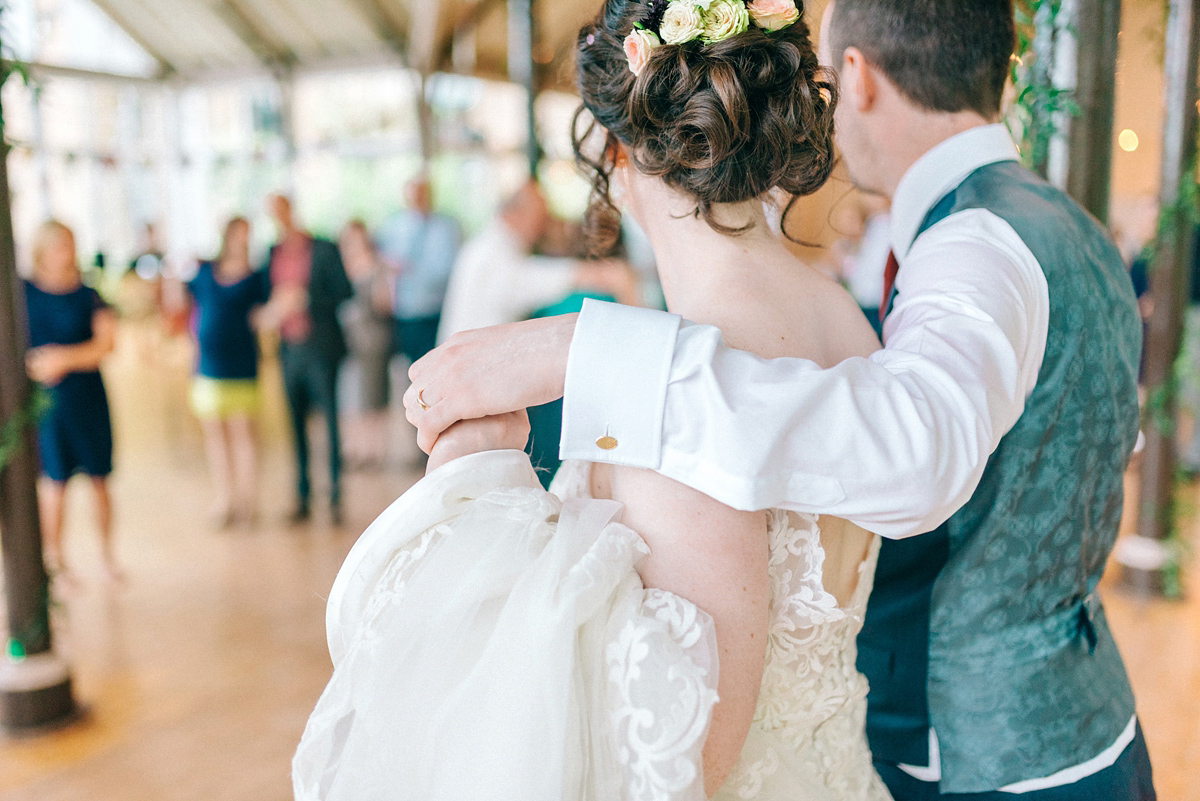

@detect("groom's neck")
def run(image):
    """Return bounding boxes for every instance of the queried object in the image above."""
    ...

[856,87,995,198]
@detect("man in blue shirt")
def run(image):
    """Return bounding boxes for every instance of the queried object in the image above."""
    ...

[375,176,462,366]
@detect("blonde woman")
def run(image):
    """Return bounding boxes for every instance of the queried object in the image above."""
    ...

[23,220,119,583]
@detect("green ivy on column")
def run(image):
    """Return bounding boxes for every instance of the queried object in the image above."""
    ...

[1009,0,1079,176]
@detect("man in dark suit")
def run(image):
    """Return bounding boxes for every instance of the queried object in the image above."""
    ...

[264,194,353,524]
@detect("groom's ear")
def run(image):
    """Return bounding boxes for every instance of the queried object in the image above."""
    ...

[840,47,878,113]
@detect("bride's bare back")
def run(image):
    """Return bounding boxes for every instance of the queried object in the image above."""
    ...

[678,244,882,608]
[589,172,882,795]
[597,244,882,588]
[561,0,876,787]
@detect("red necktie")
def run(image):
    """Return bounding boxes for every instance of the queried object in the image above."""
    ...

[880,250,899,324]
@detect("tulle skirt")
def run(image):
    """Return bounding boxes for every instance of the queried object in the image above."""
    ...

[292,450,722,801]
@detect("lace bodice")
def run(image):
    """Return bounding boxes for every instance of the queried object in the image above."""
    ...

[551,461,892,801]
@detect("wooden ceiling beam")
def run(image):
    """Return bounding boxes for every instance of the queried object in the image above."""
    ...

[347,0,409,61]
[86,0,178,78]
[432,0,503,73]
[213,0,298,73]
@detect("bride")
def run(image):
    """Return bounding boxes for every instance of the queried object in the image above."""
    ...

[293,0,890,798]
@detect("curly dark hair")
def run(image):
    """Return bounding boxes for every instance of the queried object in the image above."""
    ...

[573,0,837,253]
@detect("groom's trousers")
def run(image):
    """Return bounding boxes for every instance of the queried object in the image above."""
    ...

[872,722,1156,801]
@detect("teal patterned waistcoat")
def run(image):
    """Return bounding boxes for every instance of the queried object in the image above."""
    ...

[856,161,1142,793]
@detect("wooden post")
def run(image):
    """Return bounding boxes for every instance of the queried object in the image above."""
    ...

[508,0,540,178]
[1124,0,1200,596]
[30,86,51,220]
[276,68,298,195]
[415,73,435,168]
[0,78,76,730]
[407,0,440,169]
[1062,0,1120,224]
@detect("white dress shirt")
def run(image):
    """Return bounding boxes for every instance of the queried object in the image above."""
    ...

[559,124,1134,789]
[438,220,578,344]
[562,124,1049,540]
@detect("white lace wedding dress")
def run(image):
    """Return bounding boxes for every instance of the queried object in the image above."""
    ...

[292,450,892,801]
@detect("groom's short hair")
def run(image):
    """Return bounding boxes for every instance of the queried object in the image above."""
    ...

[828,0,1015,118]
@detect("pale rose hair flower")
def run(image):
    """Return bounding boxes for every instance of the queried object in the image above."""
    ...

[624,28,662,76]
[747,0,799,31]
[701,0,750,43]
[660,1,706,45]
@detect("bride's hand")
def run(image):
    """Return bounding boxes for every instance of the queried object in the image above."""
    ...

[405,315,577,454]
[425,410,532,473]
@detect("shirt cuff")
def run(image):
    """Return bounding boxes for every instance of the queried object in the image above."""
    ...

[559,299,681,468]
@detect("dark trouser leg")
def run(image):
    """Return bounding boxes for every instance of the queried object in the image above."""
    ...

[307,356,342,507]
[873,761,942,801]
[281,345,312,507]
[394,315,441,364]
[874,723,1155,801]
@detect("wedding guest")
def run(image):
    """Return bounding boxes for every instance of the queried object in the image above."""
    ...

[375,176,461,365]
[168,217,270,526]
[23,220,120,582]
[128,221,165,280]
[1128,243,1154,383]
[1118,195,1158,337]
[437,181,637,342]
[117,222,165,320]
[338,220,395,469]
[260,194,353,524]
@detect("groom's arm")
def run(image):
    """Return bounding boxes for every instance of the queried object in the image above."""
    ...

[560,212,1049,539]
[406,211,1049,539]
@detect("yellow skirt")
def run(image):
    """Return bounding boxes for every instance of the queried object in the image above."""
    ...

[189,377,260,421]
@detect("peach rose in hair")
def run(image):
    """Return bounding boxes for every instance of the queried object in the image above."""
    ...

[747,0,799,31]
[624,28,661,76]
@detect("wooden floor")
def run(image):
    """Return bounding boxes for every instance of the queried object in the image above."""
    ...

[1102,474,1200,801]
[0,324,1198,800]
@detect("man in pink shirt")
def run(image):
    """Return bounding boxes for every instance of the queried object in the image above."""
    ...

[262,194,353,524]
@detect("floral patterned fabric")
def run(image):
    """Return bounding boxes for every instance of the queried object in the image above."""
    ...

[864,160,1141,794]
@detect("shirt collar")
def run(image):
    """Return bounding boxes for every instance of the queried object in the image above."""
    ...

[889,123,1020,259]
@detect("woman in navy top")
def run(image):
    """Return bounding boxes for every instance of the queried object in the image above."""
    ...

[176,217,270,527]
[24,220,119,582]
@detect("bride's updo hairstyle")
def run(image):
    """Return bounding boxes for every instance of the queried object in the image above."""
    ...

[573,0,836,252]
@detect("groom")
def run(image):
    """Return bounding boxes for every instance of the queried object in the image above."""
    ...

[403,0,1154,798]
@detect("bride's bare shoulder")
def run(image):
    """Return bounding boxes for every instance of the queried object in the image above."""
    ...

[691,256,881,367]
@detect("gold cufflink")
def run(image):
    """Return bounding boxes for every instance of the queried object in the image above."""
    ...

[596,435,618,450]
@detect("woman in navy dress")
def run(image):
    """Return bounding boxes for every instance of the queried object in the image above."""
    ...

[24,220,119,582]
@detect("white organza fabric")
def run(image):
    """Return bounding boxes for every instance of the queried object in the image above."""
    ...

[293,450,888,801]
[294,450,727,801]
